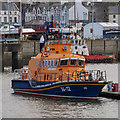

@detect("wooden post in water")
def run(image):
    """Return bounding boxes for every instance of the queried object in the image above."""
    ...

[104,40,106,54]
[91,40,93,55]
[116,40,118,61]
[34,41,36,55]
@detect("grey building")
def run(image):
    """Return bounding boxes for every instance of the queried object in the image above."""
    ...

[0,2,19,23]
[83,2,109,23]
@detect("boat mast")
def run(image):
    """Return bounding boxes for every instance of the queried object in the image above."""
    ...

[20,0,22,41]
[8,0,10,33]
[74,0,77,39]
[91,1,94,40]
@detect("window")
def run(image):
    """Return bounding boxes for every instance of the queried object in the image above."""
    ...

[54,59,58,67]
[15,12,17,15]
[75,46,77,49]
[4,17,7,22]
[45,60,48,67]
[113,20,116,23]
[36,61,38,66]
[48,60,51,67]
[72,40,74,44]
[4,11,6,15]
[76,51,78,54]
[38,9,40,14]
[64,46,67,51]
[4,26,7,29]
[39,60,42,67]
[79,40,81,45]
[82,40,84,45]
[113,15,116,18]
[75,40,78,44]
[78,60,84,67]
[14,17,17,23]
[60,59,68,66]
[43,60,45,66]
[0,17,1,23]
[70,59,77,66]
[51,60,54,67]
[50,48,55,51]
[10,17,12,22]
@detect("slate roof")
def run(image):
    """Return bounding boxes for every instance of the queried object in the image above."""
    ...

[0,2,19,11]
[109,6,120,14]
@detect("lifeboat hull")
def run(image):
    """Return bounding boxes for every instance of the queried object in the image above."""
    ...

[12,80,107,100]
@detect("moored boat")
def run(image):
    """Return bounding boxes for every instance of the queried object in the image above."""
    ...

[12,39,107,100]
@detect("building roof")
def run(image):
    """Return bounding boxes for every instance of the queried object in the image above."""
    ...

[109,6,120,14]
[98,22,119,27]
[0,2,19,11]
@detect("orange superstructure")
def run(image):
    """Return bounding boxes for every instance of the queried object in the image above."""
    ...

[28,39,87,82]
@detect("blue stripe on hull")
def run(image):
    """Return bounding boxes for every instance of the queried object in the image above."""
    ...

[12,80,106,98]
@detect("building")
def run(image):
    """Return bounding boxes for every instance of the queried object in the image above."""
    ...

[0,2,19,24]
[83,2,109,23]
[69,2,88,24]
[109,5,120,26]
[84,22,119,39]
[24,3,69,26]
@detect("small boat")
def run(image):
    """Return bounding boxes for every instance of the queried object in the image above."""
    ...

[12,39,107,100]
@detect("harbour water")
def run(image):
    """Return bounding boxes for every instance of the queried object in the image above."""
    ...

[2,63,119,118]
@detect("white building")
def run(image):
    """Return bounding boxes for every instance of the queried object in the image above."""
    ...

[84,22,119,39]
[109,6,120,26]
[0,2,19,23]
[69,1,88,23]
[25,5,69,26]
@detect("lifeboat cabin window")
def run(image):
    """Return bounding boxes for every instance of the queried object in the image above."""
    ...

[60,58,69,66]
[51,60,54,67]
[54,59,58,67]
[48,60,51,67]
[45,60,48,67]
[78,59,84,67]
[70,58,77,66]
[43,60,45,66]
[50,48,55,51]
[39,60,42,67]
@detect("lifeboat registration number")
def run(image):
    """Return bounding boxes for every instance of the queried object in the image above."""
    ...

[60,86,71,92]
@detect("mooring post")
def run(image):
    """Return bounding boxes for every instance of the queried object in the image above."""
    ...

[0,42,4,72]
[116,40,118,61]
[12,52,18,71]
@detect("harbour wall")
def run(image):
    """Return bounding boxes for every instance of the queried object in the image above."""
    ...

[3,39,120,67]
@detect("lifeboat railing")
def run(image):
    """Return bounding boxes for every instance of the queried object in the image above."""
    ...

[38,70,107,85]
[14,68,33,80]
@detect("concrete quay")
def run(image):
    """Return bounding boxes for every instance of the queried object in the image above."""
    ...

[99,92,120,100]
[1,39,120,71]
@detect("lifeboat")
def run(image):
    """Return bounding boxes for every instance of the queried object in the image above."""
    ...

[12,39,107,100]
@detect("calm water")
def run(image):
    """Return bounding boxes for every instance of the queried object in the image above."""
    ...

[2,63,119,118]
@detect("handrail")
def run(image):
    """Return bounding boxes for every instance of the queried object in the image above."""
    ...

[14,69,107,84]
